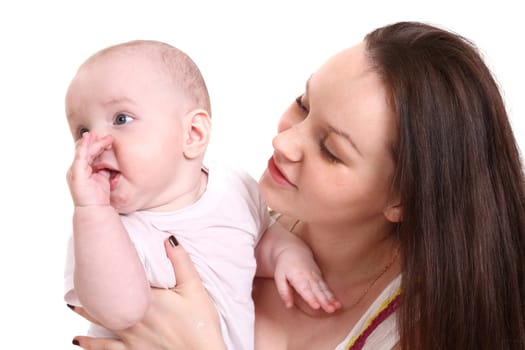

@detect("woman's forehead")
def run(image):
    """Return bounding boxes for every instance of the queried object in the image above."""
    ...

[307,42,395,155]
[315,42,369,80]
[308,42,383,110]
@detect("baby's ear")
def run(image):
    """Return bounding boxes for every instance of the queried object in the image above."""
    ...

[182,109,211,159]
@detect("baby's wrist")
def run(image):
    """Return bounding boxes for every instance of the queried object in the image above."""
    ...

[74,203,113,210]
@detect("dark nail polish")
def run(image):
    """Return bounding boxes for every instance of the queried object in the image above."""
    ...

[72,339,80,346]
[168,235,179,247]
[67,304,75,311]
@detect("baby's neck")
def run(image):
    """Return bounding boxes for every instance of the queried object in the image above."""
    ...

[144,168,208,212]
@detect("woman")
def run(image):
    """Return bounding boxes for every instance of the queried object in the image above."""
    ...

[71,21,525,350]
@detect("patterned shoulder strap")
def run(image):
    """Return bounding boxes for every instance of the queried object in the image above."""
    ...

[346,287,402,350]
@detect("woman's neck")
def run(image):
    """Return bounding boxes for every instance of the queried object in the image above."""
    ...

[293,219,400,295]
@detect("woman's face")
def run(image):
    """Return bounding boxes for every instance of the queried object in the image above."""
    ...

[259,42,399,228]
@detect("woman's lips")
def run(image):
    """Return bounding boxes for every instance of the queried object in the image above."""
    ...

[267,157,296,187]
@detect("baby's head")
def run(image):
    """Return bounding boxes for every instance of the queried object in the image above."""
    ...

[67,40,211,125]
[66,40,212,213]
[87,40,210,114]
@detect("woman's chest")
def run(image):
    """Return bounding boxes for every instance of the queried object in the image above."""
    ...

[254,279,358,350]
[256,309,355,350]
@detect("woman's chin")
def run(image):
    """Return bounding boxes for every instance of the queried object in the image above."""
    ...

[258,172,274,199]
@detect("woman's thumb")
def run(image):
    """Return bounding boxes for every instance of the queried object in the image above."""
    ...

[164,235,200,289]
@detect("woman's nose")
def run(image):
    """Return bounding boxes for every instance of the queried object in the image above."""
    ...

[277,106,303,133]
[272,126,303,163]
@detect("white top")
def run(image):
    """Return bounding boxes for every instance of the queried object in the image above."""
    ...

[335,275,402,350]
[64,163,270,350]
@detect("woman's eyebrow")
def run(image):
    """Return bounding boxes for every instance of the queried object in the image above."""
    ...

[327,124,362,157]
[306,75,362,157]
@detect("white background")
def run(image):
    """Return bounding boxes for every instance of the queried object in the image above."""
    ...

[0,1,523,348]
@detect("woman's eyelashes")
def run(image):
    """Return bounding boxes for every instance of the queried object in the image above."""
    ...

[295,95,308,113]
[320,139,340,163]
[295,94,340,164]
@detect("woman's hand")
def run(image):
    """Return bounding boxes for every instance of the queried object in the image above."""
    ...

[70,236,227,350]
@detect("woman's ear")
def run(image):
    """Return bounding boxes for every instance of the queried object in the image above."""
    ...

[383,203,403,223]
[182,109,211,159]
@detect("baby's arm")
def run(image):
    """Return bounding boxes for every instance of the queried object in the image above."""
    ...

[255,221,341,313]
[68,132,150,330]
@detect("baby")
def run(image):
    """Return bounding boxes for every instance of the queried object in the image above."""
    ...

[63,40,340,349]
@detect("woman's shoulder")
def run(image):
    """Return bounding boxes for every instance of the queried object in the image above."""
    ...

[336,275,402,350]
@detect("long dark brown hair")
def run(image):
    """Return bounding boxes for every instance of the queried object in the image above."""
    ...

[365,22,525,349]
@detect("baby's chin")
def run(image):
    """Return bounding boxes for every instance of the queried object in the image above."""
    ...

[110,196,139,215]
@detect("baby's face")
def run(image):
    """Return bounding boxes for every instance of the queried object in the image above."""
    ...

[65,52,192,213]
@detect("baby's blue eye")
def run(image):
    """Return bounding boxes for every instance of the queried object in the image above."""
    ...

[79,127,89,137]
[114,113,133,125]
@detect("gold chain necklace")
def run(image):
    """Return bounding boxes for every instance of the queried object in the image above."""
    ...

[289,219,398,310]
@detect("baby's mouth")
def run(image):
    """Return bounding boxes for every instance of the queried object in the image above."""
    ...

[96,168,121,190]
[96,169,112,179]
[107,170,121,190]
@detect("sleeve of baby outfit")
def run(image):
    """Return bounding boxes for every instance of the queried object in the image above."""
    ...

[235,167,272,245]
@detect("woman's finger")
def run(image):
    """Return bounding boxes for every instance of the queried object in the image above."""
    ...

[160,236,227,349]
[73,336,125,350]
[68,305,100,325]
[164,235,203,292]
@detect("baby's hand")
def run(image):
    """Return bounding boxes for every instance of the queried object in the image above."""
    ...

[274,248,341,313]
[67,132,114,207]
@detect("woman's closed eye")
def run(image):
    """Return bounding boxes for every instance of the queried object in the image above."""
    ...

[295,95,308,113]
[113,113,134,125]
[320,139,340,163]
